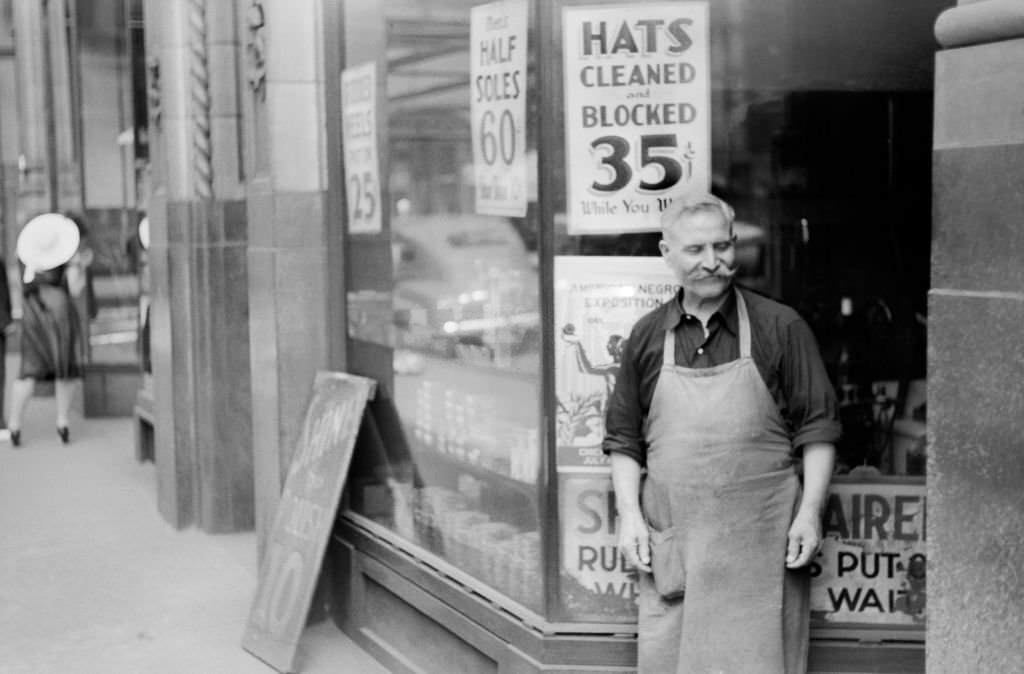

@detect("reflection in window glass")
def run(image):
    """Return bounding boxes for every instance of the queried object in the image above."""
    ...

[553,0,936,481]
[550,0,940,623]
[345,0,544,614]
[76,3,144,367]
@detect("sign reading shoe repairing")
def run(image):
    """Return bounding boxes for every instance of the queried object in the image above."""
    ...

[563,2,710,234]
[242,372,376,673]
[555,474,928,626]
[810,479,927,627]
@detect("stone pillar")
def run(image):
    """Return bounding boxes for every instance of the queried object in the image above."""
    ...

[10,0,83,222]
[241,0,332,550]
[930,2,1024,671]
[0,9,18,256]
[45,0,81,212]
[11,0,54,220]
[145,0,253,532]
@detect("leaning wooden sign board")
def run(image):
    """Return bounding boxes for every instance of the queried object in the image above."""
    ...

[242,371,376,673]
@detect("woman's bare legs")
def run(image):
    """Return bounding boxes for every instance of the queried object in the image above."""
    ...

[55,379,75,430]
[9,377,34,432]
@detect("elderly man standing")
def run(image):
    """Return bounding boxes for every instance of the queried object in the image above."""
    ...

[603,193,840,673]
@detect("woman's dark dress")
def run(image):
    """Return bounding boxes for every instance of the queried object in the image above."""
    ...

[20,266,82,380]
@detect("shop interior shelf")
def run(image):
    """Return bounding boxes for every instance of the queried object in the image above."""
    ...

[409,444,538,499]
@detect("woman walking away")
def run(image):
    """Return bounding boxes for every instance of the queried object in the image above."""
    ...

[8,213,85,447]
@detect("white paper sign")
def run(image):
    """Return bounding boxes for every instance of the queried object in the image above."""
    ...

[341,62,382,234]
[471,0,529,217]
[811,481,927,627]
[558,472,639,621]
[554,256,678,468]
[563,3,710,234]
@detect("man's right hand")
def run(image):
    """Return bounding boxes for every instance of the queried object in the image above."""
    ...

[618,510,652,573]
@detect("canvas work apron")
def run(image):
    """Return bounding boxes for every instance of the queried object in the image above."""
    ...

[638,289,809,674]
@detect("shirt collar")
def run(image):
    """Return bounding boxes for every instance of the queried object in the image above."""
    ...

[662,286,739,336]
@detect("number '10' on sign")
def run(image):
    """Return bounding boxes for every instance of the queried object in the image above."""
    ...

[590,134,694,193]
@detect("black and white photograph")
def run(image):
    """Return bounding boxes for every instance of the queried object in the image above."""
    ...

[0,0,1015,672]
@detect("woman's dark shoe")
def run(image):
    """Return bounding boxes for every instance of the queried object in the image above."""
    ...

[10,429,21,447]
[57,426,70,444]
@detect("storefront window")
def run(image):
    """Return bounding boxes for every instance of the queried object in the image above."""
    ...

[343,0,545,614]
[342,0,936,639]
[550,0,936,626]
[77,2,145,369]
[548,0,940,471]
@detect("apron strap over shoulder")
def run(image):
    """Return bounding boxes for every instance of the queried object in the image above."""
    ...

[663,329,676,367]
[735,288,752,359]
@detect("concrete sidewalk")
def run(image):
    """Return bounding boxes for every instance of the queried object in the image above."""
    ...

[0,384,388,674]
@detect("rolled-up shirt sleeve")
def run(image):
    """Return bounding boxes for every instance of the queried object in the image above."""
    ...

[782,317,842,449]
[602,330,647,466]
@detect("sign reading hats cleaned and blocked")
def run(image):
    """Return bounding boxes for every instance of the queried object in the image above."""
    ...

[242,372,375,673]
[563,2,710,234]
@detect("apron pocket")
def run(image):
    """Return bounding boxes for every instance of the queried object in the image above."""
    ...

[649,527,686,600]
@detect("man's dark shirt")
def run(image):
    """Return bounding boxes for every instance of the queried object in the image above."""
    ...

[602,286,841,466]
[0,257,10,330]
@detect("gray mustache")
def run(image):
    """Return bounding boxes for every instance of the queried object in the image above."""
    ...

[697,262,737,279]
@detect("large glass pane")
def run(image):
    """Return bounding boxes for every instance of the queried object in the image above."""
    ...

[343,0,544,615]
[550,0,939,625]
[76,0,143,368]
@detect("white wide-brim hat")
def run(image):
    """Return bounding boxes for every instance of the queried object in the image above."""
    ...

[138,216,150,250]
[17,213,80,274]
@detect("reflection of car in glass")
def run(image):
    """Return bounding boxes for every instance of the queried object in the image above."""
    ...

[391,214,539,362]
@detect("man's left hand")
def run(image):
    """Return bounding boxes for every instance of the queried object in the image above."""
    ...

[785,511,823,569]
